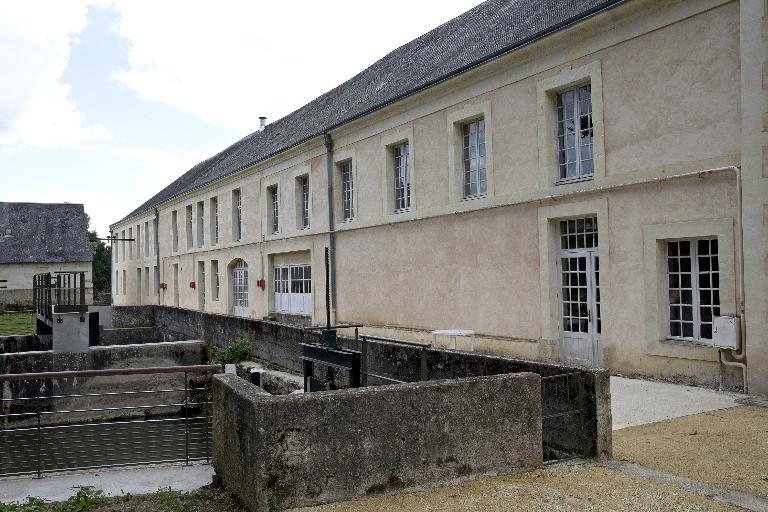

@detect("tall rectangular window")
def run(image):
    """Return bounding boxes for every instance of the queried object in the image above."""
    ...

[144,221,149,257]
[393,142,411,211]
[667,239,720,341]
[269,185,279,234]
[198,261,206,309]
[556,84,593,183]
[144,266,150,296]
[185,205,193,249]
[340,160,354,221]
[115,270,118,294]
[211,260,220,301]
[135,225,140,259]
[197,201,205,247]
[122,270,126,295]
[128,228,133,259]
[232,189,242,242]
[296,175,310,229]
[154,265,160,295]
[210,197,219,245]
[171,211,179,253]
[462,119,487,198]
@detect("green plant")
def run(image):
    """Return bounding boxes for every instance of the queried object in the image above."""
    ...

[57,487,108,512]
[214,333,251,365]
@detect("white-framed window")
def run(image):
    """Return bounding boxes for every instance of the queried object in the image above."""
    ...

[339,160,354,221]
[185,205,193,249]
[393,142,411,212]
[171,211,179,253]
[144,221,150,257]
[115,270,118,294]
[144,266,150,296]
[211,260,220,301]
[128,227,133,259]
[273,264,311,315]
[232,259,249,317]
[296,175,310,229]
[197,201,205,248]
[269,185,279,234]
[122,269,126,295]
[556,84,593,183]
[232,189,242,242]
[136,224,141,258]
[210,197,219,245]
[666,239,720,342]
[462,119,487,198]
[198,261,206,309]
[153,265,159,295]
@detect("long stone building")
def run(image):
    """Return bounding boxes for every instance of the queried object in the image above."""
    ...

[0,202,92,308]
[111,0,768,396]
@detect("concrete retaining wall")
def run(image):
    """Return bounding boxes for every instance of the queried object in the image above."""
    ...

[141,306,611,459]
[0,335,49,354]
[213,372,542,512]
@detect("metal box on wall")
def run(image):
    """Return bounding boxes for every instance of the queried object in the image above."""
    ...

[713,316,740,349]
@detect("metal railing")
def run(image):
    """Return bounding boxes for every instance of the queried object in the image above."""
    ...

[0,364,220,478]
[33,271,88,322]
[541,371,586,462]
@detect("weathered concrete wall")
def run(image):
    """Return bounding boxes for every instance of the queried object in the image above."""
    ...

[146,305,610,459]
[214,372,542,512]
[0,335,49,354]
[112,305,155,328]
[101,327,158,345]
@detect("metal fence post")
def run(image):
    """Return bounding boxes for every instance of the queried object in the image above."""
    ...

[420,347,428,381]
[36,388,42,479]
[360,336,368,387]
[184,371,189,465]
[205,371,211,464]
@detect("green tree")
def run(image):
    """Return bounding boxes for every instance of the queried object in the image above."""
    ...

[89,230,111,303]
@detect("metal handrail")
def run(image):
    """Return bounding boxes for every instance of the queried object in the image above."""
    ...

[0,364,221,382]
[360,334,430,348]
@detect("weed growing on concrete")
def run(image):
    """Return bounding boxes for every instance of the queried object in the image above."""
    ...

[214,333,251,365]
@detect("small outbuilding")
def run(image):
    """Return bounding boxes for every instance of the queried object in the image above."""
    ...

[0,202,92,309]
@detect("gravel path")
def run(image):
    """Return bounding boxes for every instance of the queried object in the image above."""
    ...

[289,463,741,512]
[614,405,768,498]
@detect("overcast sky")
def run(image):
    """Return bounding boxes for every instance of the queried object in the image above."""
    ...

[1,1,481,238]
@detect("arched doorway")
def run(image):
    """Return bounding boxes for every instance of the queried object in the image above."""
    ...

[231,259,249,317]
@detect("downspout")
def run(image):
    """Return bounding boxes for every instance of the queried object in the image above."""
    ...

[719,166,747,393]
[155,208,161,306]
[324,131,337,321]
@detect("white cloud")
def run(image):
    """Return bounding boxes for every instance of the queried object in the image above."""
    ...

[110,0,481,132]
[0,1,112,149]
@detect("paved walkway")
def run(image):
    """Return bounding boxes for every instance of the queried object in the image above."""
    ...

[610,376,744,429]
[0,462,213,504]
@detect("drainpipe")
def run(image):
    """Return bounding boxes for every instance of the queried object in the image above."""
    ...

[324,132,337,320]
[155,208,161,306]
[719,166,747,393]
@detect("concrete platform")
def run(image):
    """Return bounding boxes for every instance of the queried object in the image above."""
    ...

[610,376,744,429]
[0,462,213,504]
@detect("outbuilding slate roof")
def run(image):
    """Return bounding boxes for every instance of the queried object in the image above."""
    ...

[117,0,624,225]
[0,203,92,264]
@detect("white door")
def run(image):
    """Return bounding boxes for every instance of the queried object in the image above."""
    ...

[232,260,249,317]
[557,217,601,367]
[273,264,311,315]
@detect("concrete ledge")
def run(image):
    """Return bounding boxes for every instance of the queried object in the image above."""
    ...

[213,372,542,512]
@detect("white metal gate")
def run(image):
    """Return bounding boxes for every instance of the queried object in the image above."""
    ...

[232,260,249,317]
[557,217,601,367]
[274,264,311,315]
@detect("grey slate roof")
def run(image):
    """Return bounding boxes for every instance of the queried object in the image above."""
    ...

[0,203,92,264]
[117,0,624,224]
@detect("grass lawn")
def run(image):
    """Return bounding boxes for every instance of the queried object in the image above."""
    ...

[0,312,35,336]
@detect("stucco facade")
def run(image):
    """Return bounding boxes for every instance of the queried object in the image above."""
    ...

[111,0,768,395]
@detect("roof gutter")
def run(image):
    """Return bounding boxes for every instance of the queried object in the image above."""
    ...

[112,0,628,227]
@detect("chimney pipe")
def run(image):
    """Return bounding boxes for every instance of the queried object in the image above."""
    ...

[259,116,267,131]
